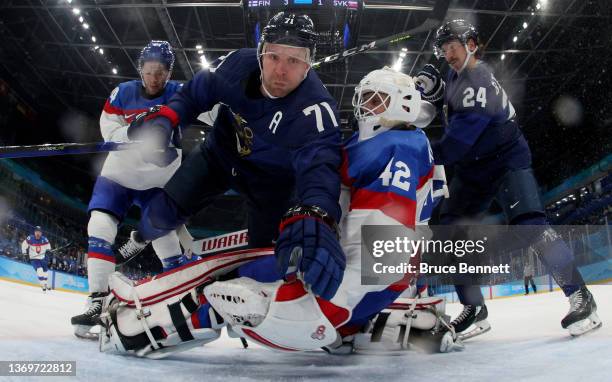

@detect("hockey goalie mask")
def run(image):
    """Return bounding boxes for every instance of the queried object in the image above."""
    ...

[353,67,436,141]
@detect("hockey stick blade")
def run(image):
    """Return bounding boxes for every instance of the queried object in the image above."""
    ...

[313,0,450,68]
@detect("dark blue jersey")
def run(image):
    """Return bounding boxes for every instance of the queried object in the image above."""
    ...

[434,61,531,183]
[165,49,342,220]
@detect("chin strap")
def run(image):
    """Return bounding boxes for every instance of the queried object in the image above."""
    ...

[260,78,280,99]
[457,45,478,74]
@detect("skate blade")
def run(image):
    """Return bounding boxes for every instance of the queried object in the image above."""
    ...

[458,320,491,341]
[568,312,602,337]
[73,325,100,340]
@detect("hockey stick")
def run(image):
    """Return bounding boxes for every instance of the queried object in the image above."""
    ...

[0,141,143,159]
[0,139,203,160]
[1,1,449,160]
[46,241,74,255]
[312,0,450,68]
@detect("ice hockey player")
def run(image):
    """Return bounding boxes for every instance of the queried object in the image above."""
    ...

[70,41,188,339]
[116,12,346,302]
[524,247,537,295]
[21,226,51,292]
[415,19,601,337]
[97,67,459,358]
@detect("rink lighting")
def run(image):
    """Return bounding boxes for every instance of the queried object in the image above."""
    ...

[112,68,118,75]
[196,44,203,49]
[501,54,505,60]
[200,55,209,68]
[92,36,96,42]
[513,36,518,43]
[198,50,204,54]
[72,8,80,15]
[83,23,89,29]
[399,52,406,58]
[401,47,408,52]
[531,12,535,15]
[79,16,84,23]
[66,0,72,4]
[99,48,104,54]
[523,22,528,29]
[392,58,403,72]
[536,3,541,10]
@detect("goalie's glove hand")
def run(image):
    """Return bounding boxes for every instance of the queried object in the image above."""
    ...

[275,208,345,301]
[415,64,445,103]
[127,105,181,167]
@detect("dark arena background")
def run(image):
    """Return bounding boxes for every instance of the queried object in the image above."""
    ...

[0,1,610,381]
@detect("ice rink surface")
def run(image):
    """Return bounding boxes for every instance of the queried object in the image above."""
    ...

[0,278,610,382]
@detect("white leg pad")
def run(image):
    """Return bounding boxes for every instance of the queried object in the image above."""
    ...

[204,278,338,351]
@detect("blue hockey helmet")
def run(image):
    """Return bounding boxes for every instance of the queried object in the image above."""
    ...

[138,40,175,72]
[433,19,478,59]
[257,12,317,64]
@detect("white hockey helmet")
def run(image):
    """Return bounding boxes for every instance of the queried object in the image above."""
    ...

[352,67,436,141]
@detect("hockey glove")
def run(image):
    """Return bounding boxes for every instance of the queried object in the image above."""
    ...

[275,206,345,301]
[127,105,181,167]
[415,64,445,103]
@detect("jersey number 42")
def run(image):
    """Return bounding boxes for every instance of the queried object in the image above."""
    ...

[380,157,411,192]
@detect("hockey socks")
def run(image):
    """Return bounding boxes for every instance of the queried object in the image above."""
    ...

[87,236,115,293]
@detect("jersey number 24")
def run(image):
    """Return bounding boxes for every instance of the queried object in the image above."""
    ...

[463,87,487,108]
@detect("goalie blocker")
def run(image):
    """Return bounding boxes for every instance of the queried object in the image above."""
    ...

[99,247,462,358]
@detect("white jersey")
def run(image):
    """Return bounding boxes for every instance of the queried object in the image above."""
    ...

[21,235,51,260]
[99,80,182,190]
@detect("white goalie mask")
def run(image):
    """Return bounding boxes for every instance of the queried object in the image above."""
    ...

[352,67,436,141]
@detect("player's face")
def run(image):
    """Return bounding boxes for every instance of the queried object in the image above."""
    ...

[261,43,310,98]
[360,91,390,116]
[34,231,41,239]
[141,61,170,96]
[441,40,467,71]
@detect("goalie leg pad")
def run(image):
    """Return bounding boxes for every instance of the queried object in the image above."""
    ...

[347,297,463,354]
[99,272,223,358]
[204,278,346,351]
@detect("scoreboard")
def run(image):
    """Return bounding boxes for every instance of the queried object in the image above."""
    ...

[246,0,361,10]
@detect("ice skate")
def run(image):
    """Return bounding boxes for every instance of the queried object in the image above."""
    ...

[561,286,602,336]
[452,304,491,341]
[116,231,149,264]
[71,292,108,340]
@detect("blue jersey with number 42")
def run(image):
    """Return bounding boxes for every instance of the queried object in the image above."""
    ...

[342,129,445,226]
